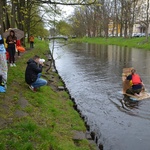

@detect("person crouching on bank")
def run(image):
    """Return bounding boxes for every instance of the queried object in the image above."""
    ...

[25,55,47,92]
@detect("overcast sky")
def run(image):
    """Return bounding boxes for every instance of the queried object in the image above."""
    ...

[60,5,74,17]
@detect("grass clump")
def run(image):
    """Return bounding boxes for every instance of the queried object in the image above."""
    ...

[71,37,150,50]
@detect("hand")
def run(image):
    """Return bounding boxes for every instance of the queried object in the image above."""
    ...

[39,62,44,66]
[142,87,145,91]
[142,84,146,91]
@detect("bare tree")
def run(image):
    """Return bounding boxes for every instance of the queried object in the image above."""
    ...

[71,7,87,37]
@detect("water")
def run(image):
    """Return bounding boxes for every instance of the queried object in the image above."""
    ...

[50,41,150,150]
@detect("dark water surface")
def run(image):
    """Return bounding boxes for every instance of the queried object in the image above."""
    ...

[51,41,150,150]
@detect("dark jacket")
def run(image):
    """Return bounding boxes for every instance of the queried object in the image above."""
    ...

[25,59,43,84]
[0,38,4,44]
[6,35,17,48]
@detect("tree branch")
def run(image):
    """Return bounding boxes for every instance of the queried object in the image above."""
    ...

[38,0,97,5]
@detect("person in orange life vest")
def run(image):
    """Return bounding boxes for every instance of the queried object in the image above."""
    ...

[16,39,21,57]
[126,69,145,96]
[29,35,34,48]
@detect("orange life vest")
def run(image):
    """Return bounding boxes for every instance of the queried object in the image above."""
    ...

[132,74,141,85]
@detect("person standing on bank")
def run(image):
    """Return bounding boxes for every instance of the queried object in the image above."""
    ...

[29,34,34,48]
[6,30,17,67]
[25,55,47,92]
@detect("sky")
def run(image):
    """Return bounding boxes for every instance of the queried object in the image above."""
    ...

[60,5,74,17]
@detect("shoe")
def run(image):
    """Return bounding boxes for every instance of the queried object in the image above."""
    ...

[13,63,16,67]
[28,85,37,92]
[10,63,13,67]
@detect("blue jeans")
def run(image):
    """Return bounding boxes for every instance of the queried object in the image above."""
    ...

[31,73,47,88]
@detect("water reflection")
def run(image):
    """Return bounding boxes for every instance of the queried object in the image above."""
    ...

[51,41,150,150]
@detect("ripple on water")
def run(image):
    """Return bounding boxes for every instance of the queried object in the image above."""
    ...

[108,91,150,120]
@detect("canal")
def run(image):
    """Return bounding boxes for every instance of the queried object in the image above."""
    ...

[51,41,150,150]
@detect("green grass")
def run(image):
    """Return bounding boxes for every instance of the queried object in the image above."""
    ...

[0,39,96,150]
[71,37,150,50]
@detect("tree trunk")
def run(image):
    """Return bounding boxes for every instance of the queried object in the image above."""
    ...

[0,0,4,35]
[120,1,124,37]
[11,0,16,27]
[17,0,25,30]
[146,0,149,41]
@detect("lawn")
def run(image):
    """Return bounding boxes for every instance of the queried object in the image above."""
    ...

[71,37,150,50]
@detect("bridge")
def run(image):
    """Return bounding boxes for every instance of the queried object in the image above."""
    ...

[49,35,68,40]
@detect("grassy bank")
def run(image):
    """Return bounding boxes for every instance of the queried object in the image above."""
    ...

[0,39,96,150]
[71,37,150,50]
